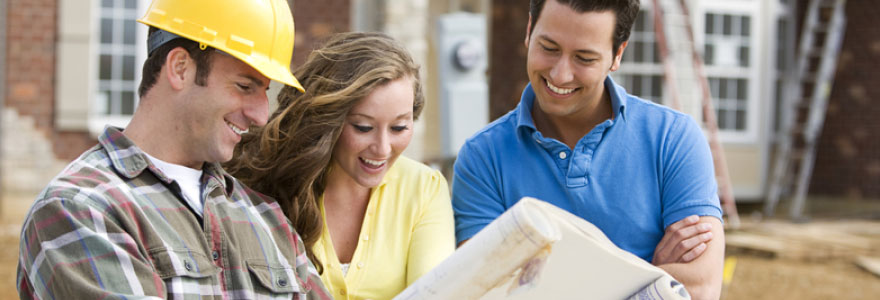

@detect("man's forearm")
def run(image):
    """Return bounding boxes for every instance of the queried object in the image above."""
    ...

[658,217,725,300]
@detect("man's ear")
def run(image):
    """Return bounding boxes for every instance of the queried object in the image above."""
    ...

[524,13,533,48]
[164,47,192,90]
[609,41,629,72]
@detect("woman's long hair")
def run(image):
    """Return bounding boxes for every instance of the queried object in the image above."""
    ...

[225,32,424,272]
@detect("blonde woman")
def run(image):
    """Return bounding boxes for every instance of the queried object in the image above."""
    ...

[227,32,454,299]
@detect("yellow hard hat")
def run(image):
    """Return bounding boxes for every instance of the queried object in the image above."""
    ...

[138,0,303,92]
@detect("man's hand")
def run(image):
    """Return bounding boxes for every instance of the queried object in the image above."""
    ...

[652,215,713,265]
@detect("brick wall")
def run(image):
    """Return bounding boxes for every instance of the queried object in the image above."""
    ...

[6,0,55,135]
[291,0,351,67]
[489,0,530,120]
[4,0,95,162]
[809,1,880,199]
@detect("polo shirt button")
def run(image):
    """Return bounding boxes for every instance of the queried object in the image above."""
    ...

[184,261,193,271]
[363,235,369,241]
[559,151,567,159]
[277,278,288,287]
[340,289,347,296]
[211,251,219,261]
[357,262,364,268]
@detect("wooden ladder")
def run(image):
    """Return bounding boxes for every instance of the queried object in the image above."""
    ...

[764,0,847,220]
[650,0,740,228]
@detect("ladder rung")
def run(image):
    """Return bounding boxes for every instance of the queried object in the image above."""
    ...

[807,48,823,58]
[817,0,836,8]
[800,72,819,82]
[789,149,807,161]
[795,99,813,109]
[789,124,807,136]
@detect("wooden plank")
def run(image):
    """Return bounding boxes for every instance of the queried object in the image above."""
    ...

[725,233,788,257]
[855,256,880,278]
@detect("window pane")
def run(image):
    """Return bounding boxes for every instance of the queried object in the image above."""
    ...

[742,16,751,37]
[102,0,114,8]
[718,108,729,129]
[719,78,728,98]
[124,0,137,9]
[704,44,714,65]
[124,19,136,45]
[108,90,119,114]
[652,75,663,98]
[122,55,136,81]
[736,110,746,130]
[633,41,644,63]
[710,78,720,98]
[101,18,114,44]
[739,46,749,67]
[98,91,110,114]
[737,79,747,99]
[121,91,136,115]
[652,43,660,63]
[100,55,113,80]
[723,15,732,35]
[635,12,646,32]
[706,13,715,34]
[632,75,643,95]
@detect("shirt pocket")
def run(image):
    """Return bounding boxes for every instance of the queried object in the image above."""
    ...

[149,247,220,284]
[246,259,302,295]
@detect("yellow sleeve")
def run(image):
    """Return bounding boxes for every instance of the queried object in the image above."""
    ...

[405,169,456,285]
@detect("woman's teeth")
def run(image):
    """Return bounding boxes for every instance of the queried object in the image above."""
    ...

[362,158,386,167]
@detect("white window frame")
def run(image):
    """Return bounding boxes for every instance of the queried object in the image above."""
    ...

[695,0,762,144]
[88,0,148,136]
[616,4,667,105]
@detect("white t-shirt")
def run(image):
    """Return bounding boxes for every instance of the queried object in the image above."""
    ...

[143,152,205,216]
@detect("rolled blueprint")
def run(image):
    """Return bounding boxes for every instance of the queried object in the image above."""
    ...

[395,197,692,300]
[394,197,561,299]
[627,275,691,300]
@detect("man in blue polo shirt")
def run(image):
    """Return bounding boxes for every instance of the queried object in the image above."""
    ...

[452,0,724,299]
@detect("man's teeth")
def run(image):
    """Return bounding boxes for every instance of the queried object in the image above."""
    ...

[227,122,248,135]
[362,158,386,167]
[547,81,575,95]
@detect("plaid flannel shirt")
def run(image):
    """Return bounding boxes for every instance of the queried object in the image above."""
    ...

[17,127,332,300]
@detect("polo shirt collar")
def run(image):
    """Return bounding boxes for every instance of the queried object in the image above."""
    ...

[515,76,627,133]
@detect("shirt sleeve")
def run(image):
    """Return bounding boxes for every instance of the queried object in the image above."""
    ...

[451,139,507,244]
[406,170,455,285]
[660,115,724,228]
[17,196,165,299]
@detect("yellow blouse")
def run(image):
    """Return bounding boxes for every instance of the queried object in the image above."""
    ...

[313,156,455,300]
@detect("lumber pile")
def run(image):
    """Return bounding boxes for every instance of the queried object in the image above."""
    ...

[726,220,880,260]
[725,220,880,277]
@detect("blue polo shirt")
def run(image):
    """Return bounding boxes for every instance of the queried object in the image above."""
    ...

[452,76,722,261]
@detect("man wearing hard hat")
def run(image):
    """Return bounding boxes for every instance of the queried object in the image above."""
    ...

[16,0,331,299]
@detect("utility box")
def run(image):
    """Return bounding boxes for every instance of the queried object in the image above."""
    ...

[435,13,488,157]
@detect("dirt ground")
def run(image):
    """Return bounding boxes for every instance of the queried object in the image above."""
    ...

[0,195,878,299]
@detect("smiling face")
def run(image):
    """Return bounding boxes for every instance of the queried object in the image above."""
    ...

[525,0,626,121]
[178,52,270,168]
[330,76,415,189]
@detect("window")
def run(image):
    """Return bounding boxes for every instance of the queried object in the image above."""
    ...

[623,10,661,64]
[618,74,664,103]
[709,77,748,130]
[617,10,664,104]
[704,13,751,68]
[703,11,754,134]
[92,0,146,132]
